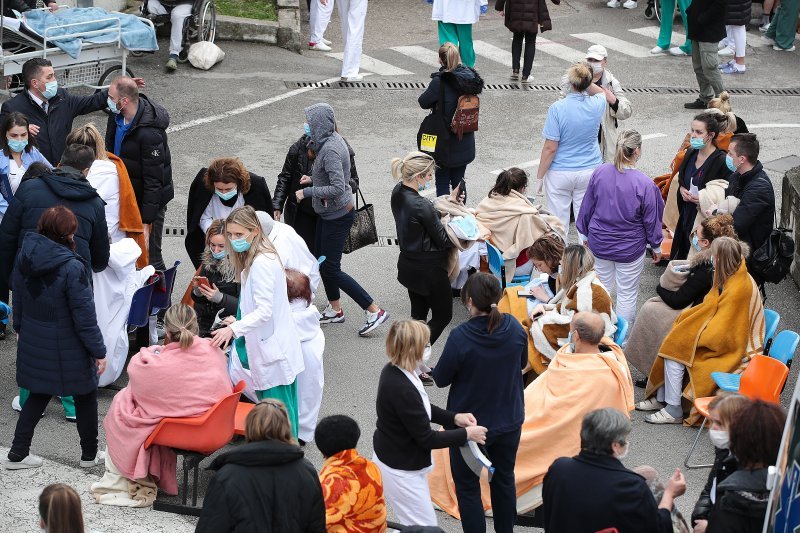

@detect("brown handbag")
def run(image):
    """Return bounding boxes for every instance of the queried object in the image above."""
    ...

[450,94,480,140]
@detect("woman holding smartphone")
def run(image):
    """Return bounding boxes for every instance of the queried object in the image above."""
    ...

[192,220,240,338]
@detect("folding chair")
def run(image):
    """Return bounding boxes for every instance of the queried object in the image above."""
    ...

[614,317,629,345]
[145,381,245,515]
[685,355,789,469]
[763,309,780,353]
[127,277,158,334]
[486,242,530,290]
[150,260,181,316]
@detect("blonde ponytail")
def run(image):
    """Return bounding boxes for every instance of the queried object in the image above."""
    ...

[391,151,436,184]
[613,130,642,172]
[439,42,461,72]
[164,304,199,349]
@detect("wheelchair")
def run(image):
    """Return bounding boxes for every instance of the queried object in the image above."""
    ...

[644,0,678,21]
[134,0,216,61]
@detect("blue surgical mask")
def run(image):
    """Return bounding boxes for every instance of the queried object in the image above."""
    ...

[567,330,576,353]
[417,178,429,192]
[689,136,706,150]
[304,123,312,138]
[107,96,120,114]
[215,189,237,201]
[42,80,57,100]
[230,236,252,253]
[725,154,739,173]
[691,234,702,252]
[7,139,27,153]
[211,249,226,260]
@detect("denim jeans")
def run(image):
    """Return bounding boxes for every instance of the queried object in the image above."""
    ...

[315,209,373,310]
[449,427,521,533]
[435,165,467,201]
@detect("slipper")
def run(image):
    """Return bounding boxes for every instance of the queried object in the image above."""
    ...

[635,398,665,411]
[645,408,683,424]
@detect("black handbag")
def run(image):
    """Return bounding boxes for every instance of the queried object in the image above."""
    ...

[750,225,794,284]
[416,78,450,160]
[343,188,378,254]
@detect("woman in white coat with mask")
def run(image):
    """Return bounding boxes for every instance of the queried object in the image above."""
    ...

[212,206,304,438]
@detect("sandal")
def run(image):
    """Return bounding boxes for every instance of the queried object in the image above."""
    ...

[644,408,683,425]
[635,398,665,411]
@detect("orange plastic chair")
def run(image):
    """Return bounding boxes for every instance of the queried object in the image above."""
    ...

[144,380,245,514]
[233,401,255,436]
[684,355,789,469]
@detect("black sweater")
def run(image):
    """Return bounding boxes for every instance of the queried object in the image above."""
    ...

[656,256,714,309]
[374,364,467,471]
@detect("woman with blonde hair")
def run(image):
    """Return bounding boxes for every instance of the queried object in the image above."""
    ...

[418,42,484,199]
[577,130,665,325]
[537,62,608,238]
[94,305,231,505]
[373,319,487,526]
[191,219,240,337]
[638,237,765,425]
[390,151,453,345]
[212,206,304,437]
[197,398,326,532]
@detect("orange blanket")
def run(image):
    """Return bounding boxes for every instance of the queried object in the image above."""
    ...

[319,449,387,533]
[428,341,634,517]
[646,262,764,425]
[110,153,148,269]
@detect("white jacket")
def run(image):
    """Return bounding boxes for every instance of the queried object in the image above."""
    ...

[432,0,487,24]
[292,300,325,442]
[597,69,633,162]
[259,213,321,295]
[87,159,126,242]
[230,253,304,390]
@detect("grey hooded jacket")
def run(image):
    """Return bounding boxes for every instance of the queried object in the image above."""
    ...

[302,103,353,220]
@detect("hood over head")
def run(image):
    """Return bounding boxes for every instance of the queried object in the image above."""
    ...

[208,440,304,470]
[17,232,81,278]
[304,103,336,148]
[134,94,170,131]
[35,167,102,202]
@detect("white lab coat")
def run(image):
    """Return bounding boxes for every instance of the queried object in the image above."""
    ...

[229,253,304,392]
[93,239,155,387]
[87,159,126,243]
[260,213,321,295]
[292,300,325,442]
[432,0,487,24]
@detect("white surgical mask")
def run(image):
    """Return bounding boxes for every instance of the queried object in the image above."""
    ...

[709,429,729,449]
[422,343,432,363]
[591,62,604,75]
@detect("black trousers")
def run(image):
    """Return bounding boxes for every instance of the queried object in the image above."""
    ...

[511,31,537,78]
[9,390,98,461]
[293,209,319,257]
[449,427,521,533]
[407,270,453,346]
[435,165,468,203]
[148,205,167,271]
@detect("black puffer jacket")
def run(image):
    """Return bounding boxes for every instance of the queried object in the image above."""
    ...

[12,232,106,397]
[418,66,484,168]
[726,162,775,255]
[272,134,359,224]
[686,0,727,42]
[105,95,173,224]
[495,0,557,34]
[692,447,738,524]
[0,167,109,298]
[191,250,240,338]
[196,440,326,533]
[707,468,769,533]
[725,0,751,26]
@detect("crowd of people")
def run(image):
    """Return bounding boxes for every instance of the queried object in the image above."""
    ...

[0,0,793,526]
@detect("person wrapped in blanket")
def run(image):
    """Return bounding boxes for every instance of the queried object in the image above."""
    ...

[191,219,240,338]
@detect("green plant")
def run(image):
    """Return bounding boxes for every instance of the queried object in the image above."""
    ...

[216,0,277,21]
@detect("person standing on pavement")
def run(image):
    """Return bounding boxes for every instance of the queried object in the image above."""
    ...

[649,0,693,57]
[585,45,633,162]
[576,130,665,326]
[432,0,488,68]
[683,0,727,110]
[105,76,172,272]
[495,0,559,84]
[296,103,389,337]
[0,58,142,165]
[432,272,527,533]
[537,62,608,239]
[3,206,106,471]
[308,0,334,51]
[762,0,799,51]
[716,0,749,75]
[390,151,453,346]
[418,43,484,200]
[329,0,368,81]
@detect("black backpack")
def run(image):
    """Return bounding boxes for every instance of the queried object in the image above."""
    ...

[750,225,795,284]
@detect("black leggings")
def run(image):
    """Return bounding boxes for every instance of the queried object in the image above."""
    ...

[512,31,537,78]
[407,268,454,345]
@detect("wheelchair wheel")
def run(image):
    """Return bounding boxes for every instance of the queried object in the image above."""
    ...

[197,0,216,43]
[654,0,662,22]
[644,1,656,19]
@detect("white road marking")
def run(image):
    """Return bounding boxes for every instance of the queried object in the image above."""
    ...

[390,45,441,68]
[473,40,515,67]
[642,133,668,140]
[749,123,800,128]
[536,37,587,63]
[327,53,413,76]
[572,32,653,58]
[629,26,770,48]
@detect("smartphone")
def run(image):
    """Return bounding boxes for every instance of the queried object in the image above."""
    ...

[195,276,211,290]
[517,290,539,299]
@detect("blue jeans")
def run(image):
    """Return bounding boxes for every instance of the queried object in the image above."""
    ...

[435,165,467,201]
[449,427,521,533]
[315,209,373,310]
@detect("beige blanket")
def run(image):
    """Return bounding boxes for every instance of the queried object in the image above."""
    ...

[686,180,739,261]
[433,196,487,281]
[91,453,157,508]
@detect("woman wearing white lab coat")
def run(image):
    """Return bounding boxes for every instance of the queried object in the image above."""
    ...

[432,0,488,68]
[212,206,305,438]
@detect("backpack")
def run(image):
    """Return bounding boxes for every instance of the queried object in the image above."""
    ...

[750,226,794,284]
[451,94,480,140]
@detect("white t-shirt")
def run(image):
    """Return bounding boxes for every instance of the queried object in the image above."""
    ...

[199,193,244,233]
[8,159,25,194]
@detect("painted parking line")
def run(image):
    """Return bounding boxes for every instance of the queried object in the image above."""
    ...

[327,53,413,76]
[572,32,653,58]
[390,45,441,68]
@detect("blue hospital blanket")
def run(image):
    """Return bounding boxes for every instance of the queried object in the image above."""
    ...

[23,7,158,59]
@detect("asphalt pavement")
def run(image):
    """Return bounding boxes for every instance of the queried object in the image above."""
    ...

[1,0,800,531]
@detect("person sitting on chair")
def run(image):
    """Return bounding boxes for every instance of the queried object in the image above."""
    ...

[146,0,194,72]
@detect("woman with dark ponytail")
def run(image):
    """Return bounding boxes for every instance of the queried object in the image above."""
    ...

[38,484,86,533]
[432,272,528,532]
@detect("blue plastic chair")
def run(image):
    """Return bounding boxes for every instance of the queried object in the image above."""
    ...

[486,242,530,289]
[149,261,181,316]
[711,330,799,393]
[614,316,629,345]
[764,309,780,353]
[127,278,158,333]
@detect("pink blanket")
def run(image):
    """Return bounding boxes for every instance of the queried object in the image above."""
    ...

[103,338,232,494]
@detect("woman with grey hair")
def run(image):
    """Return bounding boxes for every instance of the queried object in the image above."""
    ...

[542,408,686,532]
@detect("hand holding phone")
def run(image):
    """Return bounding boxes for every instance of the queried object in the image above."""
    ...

[194,276,211,290]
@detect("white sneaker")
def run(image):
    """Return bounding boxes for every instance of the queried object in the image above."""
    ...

[308,41,332,51]
[668,46,689,56]
[718,59,735,69]
[11,395,21,412]
[358,308,389,337]
[340,74,364,82]
[80,450,105,468]
[521,75,534,84]
[717,46,735,56]
[650,45,668,55]
[774,44,796,51]
[623,0,638,8]
[759,22,770,32]
[321,37,332,45]
[3,454,43,470]
[606,0,620,7]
